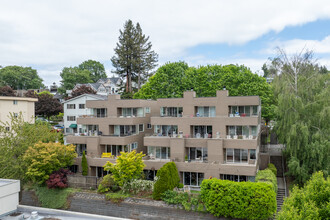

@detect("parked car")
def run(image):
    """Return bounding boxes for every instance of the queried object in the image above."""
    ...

[53,124,64,131]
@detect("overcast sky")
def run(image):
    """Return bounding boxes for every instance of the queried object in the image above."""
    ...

[1,0,330,87]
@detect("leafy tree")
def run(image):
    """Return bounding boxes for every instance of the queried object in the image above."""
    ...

[35,91,62,119]
[0,114,62,183]
[276,171,330,220]
[272,49,330,185]
[134,62,275,121]
[0,86,16,96]
[0,65,44,89]
[153,162,180,200]
[58,67,93,94]
[103,150,145,186]
[70,84,97,99]
[111,19,158,94]
[81,151,88,176]
[23,142,76,184]
[78,60,107,82]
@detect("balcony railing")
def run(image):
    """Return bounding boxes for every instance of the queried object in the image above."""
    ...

[226,135,257,140]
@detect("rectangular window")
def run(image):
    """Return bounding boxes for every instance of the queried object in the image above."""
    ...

[160,107,183,117]
[14,113,18,118]
[13,100,18,105]
[139,124,144,132]
[193,125,212,138]
[67,116,76,121]
[188,147,208,162]
[79,104,85,109]
[223,174,248,182]
[251,126,257,137]
[130,142,138,151]
[252,106,258,116]
[122,108,144,117]
[5,127,10,131]
[250,149,256,160]
[96,108,107,117]
[67,104,75,109]
[226,149,233,162]
[226,148,249,163]
[147,124,152,129]
[183,172,204,186]
[148,146,170,159]
[145,107,150,113]
[196,106,215,117]
[155,125,178,137]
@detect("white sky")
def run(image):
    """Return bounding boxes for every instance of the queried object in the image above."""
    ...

[1,0,330,86]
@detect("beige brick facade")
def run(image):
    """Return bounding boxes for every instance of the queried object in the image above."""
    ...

[66,90,261,184]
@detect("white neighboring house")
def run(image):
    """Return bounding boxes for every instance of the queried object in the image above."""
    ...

[66,77,121,97]
[63,94,107,137]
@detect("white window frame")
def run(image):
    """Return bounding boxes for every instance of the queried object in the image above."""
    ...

[67,104,75,109]
[13,100,18,105]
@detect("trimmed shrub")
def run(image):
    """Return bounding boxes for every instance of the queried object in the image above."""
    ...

[201,178,276,220]
[97,174,118,193]
[268,163,277,176]
[46,168,71,189]
[152,162,180,200]
[256,168,278,192]
[81,151,88,176]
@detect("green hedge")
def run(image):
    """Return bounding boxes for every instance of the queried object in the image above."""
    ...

[201,178,276,220]
[152,162,180,200]
[256,168,278,192]
[268,163,277,176]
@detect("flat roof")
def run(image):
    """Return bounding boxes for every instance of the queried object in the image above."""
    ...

[2,205,128,220]
[0,96,38,102]
[0,179,19,187]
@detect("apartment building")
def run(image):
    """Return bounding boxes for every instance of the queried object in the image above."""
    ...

[66,90,261,186]
[63,94,107,136]
[0,96,37,129]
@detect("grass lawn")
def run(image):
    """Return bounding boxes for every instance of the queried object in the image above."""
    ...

[34,186,76,209]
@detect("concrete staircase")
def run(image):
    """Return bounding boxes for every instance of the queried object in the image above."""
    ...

[276,188,285,213]
[270,155,286,215]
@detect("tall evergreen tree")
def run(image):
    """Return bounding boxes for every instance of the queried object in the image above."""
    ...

[111,20,158,95]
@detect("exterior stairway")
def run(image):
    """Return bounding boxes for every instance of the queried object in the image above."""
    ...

[270,155,286,214]
[276,188,285,213]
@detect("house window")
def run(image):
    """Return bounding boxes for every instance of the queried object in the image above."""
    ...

[160,107,183,117]
[67,104,75,109]
[105,145,128,157]
[79,104,85,109]
[5,127,10,131]
[13,100,18,105]
[115,125,137,136]
[148,146,170,159]
[75,144,87,156]
[147,124,152,129]
[67,116,76,121]
[250,149,256,160]
[145,107,150,113]
[130,142,138,151]
[183,172,204,186]
[14,113,18,118]
[222,174,247,182]
[226,148,248,163]
[154,125,178,137]
[196,106,216,117]
[139,124,144,132]
[188,147,208,162]
[193,125,212,138]
[95,108,107,117]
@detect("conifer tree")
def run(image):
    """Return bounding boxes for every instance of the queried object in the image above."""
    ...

[82,151,88,176]
[111,20,158,95]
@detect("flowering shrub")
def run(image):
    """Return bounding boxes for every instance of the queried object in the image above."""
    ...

[121,178,156,194]
[46,168,71,189]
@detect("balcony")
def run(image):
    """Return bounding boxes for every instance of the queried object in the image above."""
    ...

[77,116,147,125]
